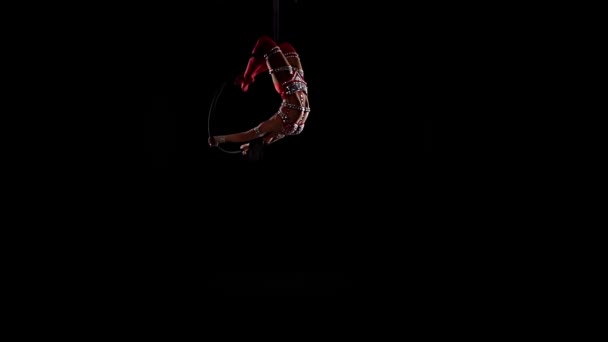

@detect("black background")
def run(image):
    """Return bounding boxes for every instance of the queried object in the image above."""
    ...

[9,0,557,303]
[139,1,456,296]
[144,1,435,167]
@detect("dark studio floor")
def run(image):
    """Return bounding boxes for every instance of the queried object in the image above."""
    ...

[208,272,354,296]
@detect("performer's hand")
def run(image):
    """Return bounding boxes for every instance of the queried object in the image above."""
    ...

[234,74,251,92]
[208,136,218,147]
[240,143,249,155]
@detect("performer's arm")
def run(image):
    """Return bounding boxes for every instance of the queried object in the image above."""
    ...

[215,129,260,144]
[209,115,282,146]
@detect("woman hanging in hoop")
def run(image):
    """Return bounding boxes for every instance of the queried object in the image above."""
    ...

[208,35,310,155]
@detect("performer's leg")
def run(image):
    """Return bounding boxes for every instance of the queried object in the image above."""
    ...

[265,48,295,94]
[278,42,309,109]
[238,36,280,92]
[278,42,303,70]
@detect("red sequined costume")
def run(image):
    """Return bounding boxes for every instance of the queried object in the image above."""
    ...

[237,36,310,142]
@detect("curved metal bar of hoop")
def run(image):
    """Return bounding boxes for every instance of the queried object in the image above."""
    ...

[207,81,242,154]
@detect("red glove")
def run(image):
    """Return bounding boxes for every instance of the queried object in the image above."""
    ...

[234,74,252,92]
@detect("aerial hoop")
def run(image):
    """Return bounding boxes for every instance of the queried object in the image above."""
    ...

[207,80,242,154]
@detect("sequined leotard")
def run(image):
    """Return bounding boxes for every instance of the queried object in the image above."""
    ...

[264,47,311,141]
